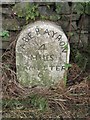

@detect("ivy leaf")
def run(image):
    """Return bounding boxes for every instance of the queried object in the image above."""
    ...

[64,44,68,51]
[75,3,84,15]
[68,32,74,37]
[0,30,9,38]
[47,5,50,9]
[64,63,72,69]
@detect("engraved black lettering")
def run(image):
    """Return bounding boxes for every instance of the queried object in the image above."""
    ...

[56,35,62,41]
[38,44,47,50]
[42,55,54,61]
[49,65,54,70]
[56,66,60,71]
[28,32,34,39]
[50,54,54,61]
[61,66,65,70]
[61,47,67,53]
[50,31,57,38]
[59,41,65,46]
[44,29,50,35]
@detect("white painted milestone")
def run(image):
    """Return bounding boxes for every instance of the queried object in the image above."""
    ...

[16,21,70,87]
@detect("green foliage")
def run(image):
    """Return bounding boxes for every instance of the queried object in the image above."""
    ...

[30,94,48,111]
[70,44,88,69]
[64,63,72,85]
[64,63,72,70]
[64,63,72,69]
[2,99,23,110]
[40,14,61,21]
[14,3,39,23]
[74,2,90,15]
[64,73,67,85]
[49,14,61,21]
[55,3,61,14]
[74,3,85,14]
[3,95,48,111]
[63,44,68,51]
[0,30,9,39]
[13,2,89,24]
[85,2,90,15]
[40,15,48,20]
[25,3,39,22]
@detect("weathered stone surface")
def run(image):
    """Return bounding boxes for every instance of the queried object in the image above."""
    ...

[58,21,69,32]
[80,33,88,48]
[59,3,70,14]
[70,32,88,48]
[38,6,53,17]
[78,15,89,31]
[2,41,10,50]
[2,18,21,31]
[2,7,12,15]
[16,21,70,87]
[61,14,80,21]
[0,0,15,4]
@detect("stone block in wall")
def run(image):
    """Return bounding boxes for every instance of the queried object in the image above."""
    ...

[1,7,12,16]
[38,5,53,17]
[12,3,31,17]
[70,32,88,48]
[61,14,80,21]
[0,0,15,4]
[78,15,89,31]
[36,2,54,5]
[69,32,79,43]
[60,15,78,31]
[61,21,77,31]
[38,2,70,15]
[2,41,10,50]
[79,33,88,48]
[58,20,69,32]
[2,18,21,31]
[58,2,70,14]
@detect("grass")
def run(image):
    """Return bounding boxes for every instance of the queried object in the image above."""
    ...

[1,39,90,119]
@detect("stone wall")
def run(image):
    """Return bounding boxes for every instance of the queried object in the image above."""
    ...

[1,2,90,68]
